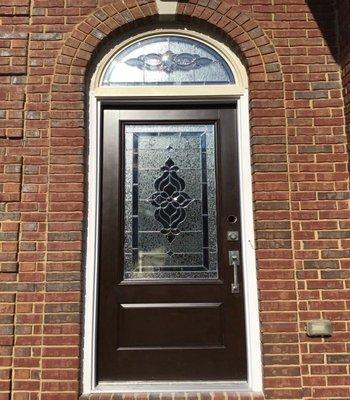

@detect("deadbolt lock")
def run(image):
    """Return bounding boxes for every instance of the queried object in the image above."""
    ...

[227,231,239,241]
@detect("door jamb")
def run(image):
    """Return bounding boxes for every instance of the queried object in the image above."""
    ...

[82,92,262,394]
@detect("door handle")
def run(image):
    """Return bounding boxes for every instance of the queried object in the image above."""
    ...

[228,250,240,293]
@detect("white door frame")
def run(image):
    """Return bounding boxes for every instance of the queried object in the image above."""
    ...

[82,29,262,395]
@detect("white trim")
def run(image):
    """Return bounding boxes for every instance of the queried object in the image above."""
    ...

[238,89,262,392]
[82,32,262,395]
[82,93,100,392]
[94,85,245,98]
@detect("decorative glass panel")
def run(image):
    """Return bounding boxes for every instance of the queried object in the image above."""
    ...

[102,35,234,86]
[124,124,218,280]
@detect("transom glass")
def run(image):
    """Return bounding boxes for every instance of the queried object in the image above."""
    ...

[102,35,235,86]
[123,124,218,280]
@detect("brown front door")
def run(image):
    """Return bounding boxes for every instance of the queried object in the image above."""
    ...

[97,105,246,383]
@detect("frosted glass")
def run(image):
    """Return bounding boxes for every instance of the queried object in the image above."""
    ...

[123,124,218,280]
[102,35,234,86]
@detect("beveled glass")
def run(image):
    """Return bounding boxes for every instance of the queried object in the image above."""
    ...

[102,35,234,86]
[124,124,218,280]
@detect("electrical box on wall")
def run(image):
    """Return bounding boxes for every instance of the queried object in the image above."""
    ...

[306,320,333,337]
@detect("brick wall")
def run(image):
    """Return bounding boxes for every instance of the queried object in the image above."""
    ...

[339,0,350,151]
[0,1,349,400]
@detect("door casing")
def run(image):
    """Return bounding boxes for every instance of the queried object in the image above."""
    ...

[82,93,262,394]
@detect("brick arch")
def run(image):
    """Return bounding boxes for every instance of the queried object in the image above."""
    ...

[52,0,158,81]
[177,4,283,84]
[51,1,283,87]
[46,3,301,400]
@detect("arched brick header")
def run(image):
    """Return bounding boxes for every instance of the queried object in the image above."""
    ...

[51,2,283,86]
[176,3,283,83]
[44,3,302,400]
[52,1,158,80]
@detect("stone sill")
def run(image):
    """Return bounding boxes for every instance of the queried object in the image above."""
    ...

[80,392,265,400]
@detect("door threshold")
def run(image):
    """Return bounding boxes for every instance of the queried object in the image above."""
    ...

[94,381,250,393]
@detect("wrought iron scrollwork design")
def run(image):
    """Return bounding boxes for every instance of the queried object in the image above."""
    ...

[125,51,214,73]
[148,158,193,242]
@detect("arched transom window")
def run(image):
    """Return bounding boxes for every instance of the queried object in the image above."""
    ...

[93,31,247,96]
[102,35,234,86]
